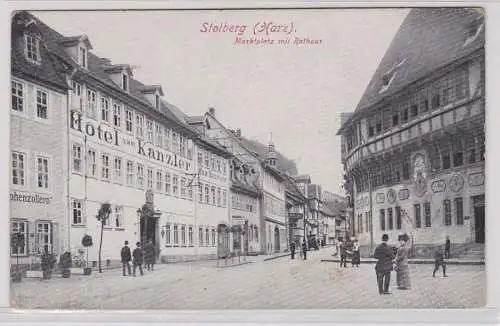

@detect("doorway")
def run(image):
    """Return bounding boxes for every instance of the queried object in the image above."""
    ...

[473,195,485,244]
[274,227,280,252]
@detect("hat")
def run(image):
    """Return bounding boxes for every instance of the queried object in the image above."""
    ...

[400,233,409,242]
[382,234,389,242]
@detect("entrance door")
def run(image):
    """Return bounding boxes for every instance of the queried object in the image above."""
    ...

[274,227,280,252]
[473,195,485,244]
[140,217,157,246]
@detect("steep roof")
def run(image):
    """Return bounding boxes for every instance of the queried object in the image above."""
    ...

[340,8,485,132]
[283,173,307,203]
[238,137,298,175]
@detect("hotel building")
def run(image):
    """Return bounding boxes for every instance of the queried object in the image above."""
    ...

[337,8,485,257]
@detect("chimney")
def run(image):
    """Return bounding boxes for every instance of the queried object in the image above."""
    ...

[208,107,215,116]
[236,129,241,137]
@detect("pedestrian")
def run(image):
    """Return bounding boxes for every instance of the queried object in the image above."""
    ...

[374,234,395,295]
[395,234,411,290]
[290,241,296,260]
[339,238,347,268]
[445,236,451,259]
[351,239,360,267]
[132,242,144,276]
[144,239,155,271]
[433,245,448,278]
[301,239,307,260]
[120,240,132,276]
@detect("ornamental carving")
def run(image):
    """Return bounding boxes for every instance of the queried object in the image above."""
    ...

[387,189,397,204]
[449,174,465,193]
[468,172,485,187]
[412,152,428,197]
[376,193,385,204]
[431,180,446,193]
[398,189,410,201]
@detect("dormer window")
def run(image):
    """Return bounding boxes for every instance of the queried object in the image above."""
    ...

[122,73,129,92]
[79,46,87,68]
[155,94,160,109]
[25,34,40,64]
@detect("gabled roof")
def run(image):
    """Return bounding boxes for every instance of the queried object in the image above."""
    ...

[103,64,133,76]
[283,173,307,203]
[59,34,93,49]
[339,8,485,133]
[293,174,311,184]
[139,84,164,96]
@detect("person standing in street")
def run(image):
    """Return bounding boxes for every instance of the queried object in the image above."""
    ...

[290,241,296,260]
[445,236,451,259]
[301,239,307,260]
[338,238,347,268]
[351,239,361,267]
[132,242,144,277]
[374,234,395,295]
[144,239,155,271]
[395,234,411,290]
[433,245,448,278]
[120,240,132,276]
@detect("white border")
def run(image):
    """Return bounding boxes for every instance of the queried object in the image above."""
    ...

[1,1,499,325]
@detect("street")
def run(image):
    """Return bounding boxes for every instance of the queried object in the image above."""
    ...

[11,249,485,309]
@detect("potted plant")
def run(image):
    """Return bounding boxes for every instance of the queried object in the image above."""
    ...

[81,234,93,275]
[41,251,57,280]
[59,251,72,278]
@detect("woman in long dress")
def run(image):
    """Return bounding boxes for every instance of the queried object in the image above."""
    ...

[351,239,361,267]
[395,234,411,290]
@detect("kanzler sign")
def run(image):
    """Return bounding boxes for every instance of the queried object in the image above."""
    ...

[70,110,191,171]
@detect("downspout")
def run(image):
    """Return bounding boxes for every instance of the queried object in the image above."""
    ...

[66,86,71,254]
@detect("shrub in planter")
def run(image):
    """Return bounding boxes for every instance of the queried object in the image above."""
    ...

[59,252,72,278]
[41,252,57,280]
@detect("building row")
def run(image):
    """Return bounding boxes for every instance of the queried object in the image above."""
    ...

[9,11,345,269]
[337,8,485,257]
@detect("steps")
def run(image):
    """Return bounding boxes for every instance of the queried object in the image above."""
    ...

[457,243,485,260]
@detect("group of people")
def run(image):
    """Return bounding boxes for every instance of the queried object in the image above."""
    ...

[290,239,309,260]
[336,238,361,268]
[120,240,157,277]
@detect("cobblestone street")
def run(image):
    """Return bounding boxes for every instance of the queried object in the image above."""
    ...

[11,249,485,309]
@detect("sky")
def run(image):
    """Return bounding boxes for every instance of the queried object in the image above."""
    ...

[33,8,409,195]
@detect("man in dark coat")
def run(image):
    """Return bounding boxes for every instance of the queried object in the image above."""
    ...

[120,240,132,276]
[338,238,347,268]
[433,245,448,278]
[445,236,451,259]
[290,241,296,260]
[374,234,395,295]
[144,239,155,271]
[301,239,308,260]
[132,242,144,276]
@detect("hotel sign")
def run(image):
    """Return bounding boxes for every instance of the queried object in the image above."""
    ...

[10,191,51,204]
[70,110,192,172]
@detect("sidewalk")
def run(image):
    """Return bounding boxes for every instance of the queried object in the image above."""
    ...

[321,256,485,265]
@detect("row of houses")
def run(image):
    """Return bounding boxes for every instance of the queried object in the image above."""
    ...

[337,8,485,258]
[9,11,346,269]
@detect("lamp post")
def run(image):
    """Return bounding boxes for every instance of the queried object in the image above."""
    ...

[136,209,142,244]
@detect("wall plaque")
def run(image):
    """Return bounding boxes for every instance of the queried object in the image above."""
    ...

[449,174,465,193]
[431,180,446,193]
[387,189,397,204]
[468,172,485,187]
[412,151,428,197]
[398,189,410,201]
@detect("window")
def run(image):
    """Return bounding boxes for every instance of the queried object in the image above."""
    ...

[199,227,204,246]
[357,214,363,234]
[147,168,154,190]
[181,225,186,246]
[402,158,410,180]
[155,94,160,109]
[188,226,194,246]
[400,105,409,123]
[414,204,422,228]
[113,103,122,127]
[365,212,370,232]
[455,197,464,225]
[205,228,209,246]
[453,140,464,167]
[36,89,48,119]
[125,109,133,132]
[156,171,163,192]
[126,161,134,186]
[122,73,128,92]
[155,124,163,147]
[101,153,110,181]
[72,199,84,225]
[11,80,24,112]
[172,175,179,196]
[87,149,97,177]
[173,225,179,245]
[187,140,193,160]
[35,222,52,254]
[36,156,49,189]
[180,177,187,199]
[211,187,216,205]
[11,151,26,186]
[172,132,179,154]
[11,220,28,256]
[419,88,429,113]
[70,143,83,174]
[222,190,227,207]
[136,113,144,138]
[165,173,171,195]
[211,229,216,246]
[180,136,187,157]
[146,119,154,143]
[163,128,171,151]
[86,89,98,119]
[424,202,431,227]
[137,164,144,188]
[210,154,215,170]
[431,86,441,109]
[101,96,110,122]
[79,47,87,68]
[165,224,171,245]
[25,34,40,63]
[387,208,393,230]
[217,188,222,206]
[392,114,399,127]
[395,206,402,230]
[204,152,210,168]
[205,185,210,204]
[443,199,452,226]
[380,209,386,231]
[114,157,122,183]
[198,184,203,203]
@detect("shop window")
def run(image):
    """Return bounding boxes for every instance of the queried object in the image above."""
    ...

[455,197,464,225]
[387,208,394,230]
[380,209,386,231]
[424,202,431,227]
[443,200,452,226]
[414,204,421,228]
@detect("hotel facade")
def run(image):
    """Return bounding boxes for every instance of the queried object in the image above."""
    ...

[337,8,485,257]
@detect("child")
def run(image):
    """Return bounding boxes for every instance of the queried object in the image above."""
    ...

[433,245,448,278]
